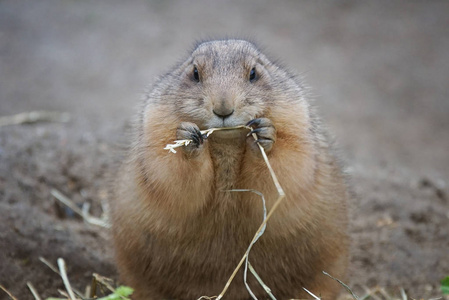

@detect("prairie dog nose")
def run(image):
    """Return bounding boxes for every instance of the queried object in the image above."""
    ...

[212,95,234,119]
[213,107,234,118]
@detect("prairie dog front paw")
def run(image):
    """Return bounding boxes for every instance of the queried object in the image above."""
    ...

[176,122,205,157]
[246,118,276,153]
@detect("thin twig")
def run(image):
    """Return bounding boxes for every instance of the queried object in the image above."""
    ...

[51,189,110,228]
[168,125,286,300]
[90,275,98,298]
[400,288,407,300]
[379,287,393,300]
[58,289,70,298]
[85,285,91,299]
[39,257,60,274]
[39,257,84,297]
[362,286,381,300]
[227,189,271,300]
[0,111,70,127]
[27,282,42,300]
[163,139,192,153]
[92,273,116,293]
[216,134,286,300]
[58,258,77,300]
[0,285,18,300]
[358,293,371,300]
[249,263,277,300]
[303,287,321,300]
[40,257,86,299]
[164,125,251,153]
[251,132,285,200]
[323,271,359,300]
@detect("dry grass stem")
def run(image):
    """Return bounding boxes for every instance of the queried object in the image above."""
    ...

[362,286,382,300]
[58,258,77,300]
[400,288,407,300]
[164,139,192,153]
[226,189,271,299]
[303,287,321,300]
[358,293,371,300]
[84,285,91,298]
[164,125,252,153]
[0,285,18,300]
[92,273,116,293]
[323,271,359,300]
[90,276,98,298]
[186,126,286,300]
[248,263,277,300]
[58,289,70,298]
[39,257,84,298]
[215,132,286,300]
[250,131,285,199]
[39,256,60,274]
[211,132,286,299]
[379,287,393,300]
[201,125,252,137]
[169,125,286,300]
[51,189,110,228]
[0,111,70,127]
[27,282,42,300]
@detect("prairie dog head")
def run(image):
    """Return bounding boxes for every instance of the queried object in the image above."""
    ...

[152,40,298,132]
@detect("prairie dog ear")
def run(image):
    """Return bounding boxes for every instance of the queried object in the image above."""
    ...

[257,52,272,66]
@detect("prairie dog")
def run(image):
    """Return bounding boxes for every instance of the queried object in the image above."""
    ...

[111,39,349,299]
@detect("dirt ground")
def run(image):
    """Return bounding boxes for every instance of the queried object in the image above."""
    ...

[1,1,448,299]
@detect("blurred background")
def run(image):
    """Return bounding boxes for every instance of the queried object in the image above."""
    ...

[0,1,448,299]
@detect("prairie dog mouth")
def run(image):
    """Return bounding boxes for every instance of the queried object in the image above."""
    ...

[206,114,253,129]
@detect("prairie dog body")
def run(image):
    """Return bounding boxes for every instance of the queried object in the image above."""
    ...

[111,40,349,299]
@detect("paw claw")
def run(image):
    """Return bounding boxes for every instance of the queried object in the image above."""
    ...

[176,122,204,156]
[246,118,276,153]
[246,118,260,127]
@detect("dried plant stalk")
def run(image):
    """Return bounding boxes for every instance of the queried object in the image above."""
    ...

[39,257,60,274]
[39,257,84,298]
[51,189,110,228]
[400,288,407,300]
[0,111,70,127]
[323,271,359,300]
[248,263,277,300]
[164,139,192,153]
[92,273,116,293]
[303,287,321,300]
[90,275,98,298]
[57,258,77,300]
[215,133,286,300]
[0,285,18,300]
[165,125,286,300]
[226,189,270,300]
[164,125,252,153]
[27,282,42,300]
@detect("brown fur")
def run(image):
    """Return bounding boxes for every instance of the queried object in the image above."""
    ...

[111,39,349,299]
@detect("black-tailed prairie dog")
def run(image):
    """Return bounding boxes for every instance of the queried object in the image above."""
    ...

[111,39,349,299]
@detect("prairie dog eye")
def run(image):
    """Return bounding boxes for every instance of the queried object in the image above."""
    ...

[193,66,200,82]
[249,67,256,82]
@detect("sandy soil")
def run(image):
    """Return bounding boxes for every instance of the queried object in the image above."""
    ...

[1,1,448,299]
